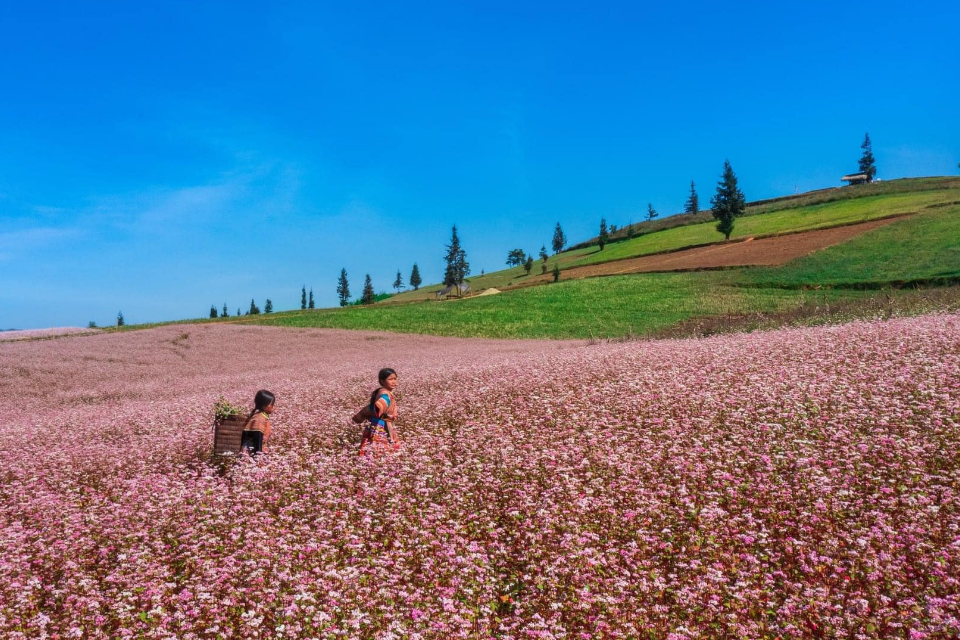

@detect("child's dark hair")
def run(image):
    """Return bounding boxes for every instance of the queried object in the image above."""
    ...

[369,368,397,405]
[253,389,275,413]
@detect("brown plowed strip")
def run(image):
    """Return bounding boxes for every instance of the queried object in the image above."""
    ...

[519,216,905,284]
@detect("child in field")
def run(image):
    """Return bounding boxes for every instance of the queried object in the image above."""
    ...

[244,389,275,452]
[353,368,399,455]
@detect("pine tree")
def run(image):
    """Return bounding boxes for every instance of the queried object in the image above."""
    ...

[221,303,228,318]
[393,270,404,291]
[598,218,609,251]
[443,225,469,286]
[301,285,307,310]
[539,245,548,263]
[249,299,260,315]
[647,203,658,222]
[237,307,241,317]
[117,311,125,327]
[552,263,561,282]
[710,159,747,240]
[210,305,218,318]
[308,288,315,309]
[858,132,877,182]
[265,299,273,313]
[524,255,533,275]
[552,223,566,254]
[337,268,351,307]
[410,263,422,291]
[541,261,547,275]
[684,180,699,214]
[361,274,375,304]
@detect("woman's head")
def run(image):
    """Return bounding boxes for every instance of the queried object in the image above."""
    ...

[254,389,276,413]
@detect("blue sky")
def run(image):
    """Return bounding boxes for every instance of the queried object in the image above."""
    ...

[2,1,958,329]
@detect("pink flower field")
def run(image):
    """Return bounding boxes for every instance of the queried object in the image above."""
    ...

[1,316,958,639]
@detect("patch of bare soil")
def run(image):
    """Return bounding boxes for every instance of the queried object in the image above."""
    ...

[521,216,905,284]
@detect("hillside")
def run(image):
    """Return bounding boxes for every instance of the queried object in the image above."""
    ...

[95,176,960,341]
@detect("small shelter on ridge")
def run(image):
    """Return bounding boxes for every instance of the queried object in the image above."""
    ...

[841,173,870,186]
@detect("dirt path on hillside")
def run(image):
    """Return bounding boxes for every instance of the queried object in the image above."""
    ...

[517,216,906,284]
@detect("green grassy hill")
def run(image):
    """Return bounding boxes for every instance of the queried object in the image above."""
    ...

[107,176,960,340]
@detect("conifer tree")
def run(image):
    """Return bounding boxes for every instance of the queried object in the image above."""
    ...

[237,307,241,317]
[361,274,375,304]
[443,225,469,286]
[221,304,229,318]
[210,305,218,318]
[301,285,307,310]
[117,311,124,326]
[337,269,351,307]
[598,218,609,251]
[552,223,566,254]
[88,320,97,328]
[710,159,746,240]
[308,288,315,309]
[858,132,877,182]
[393,270,404,291]
[249,299,260,315]
[647,203,658,222]
[524,255,533,275]
[539,245,548,263]
[265,299,273,313]
[684,180,699,214]
[552,263,561,282]
[410,263,422,291]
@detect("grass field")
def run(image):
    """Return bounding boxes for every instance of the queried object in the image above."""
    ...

[101,177,960,341]
[743,204,960,287]
[247,273,885,339]
[385,179,960,303]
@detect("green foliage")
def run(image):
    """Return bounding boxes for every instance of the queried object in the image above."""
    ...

[710,159,746,240]
[213,395,245,421]
[410,263,422,290]
[308,288,315,309]
[552,263,561,282]
[444,225,469,285]
[221,304,228,318]
[209,305,218,319]
[264,299,273,314]
[88,320,97,328]
[647,203,658,222]
[301,285,307,310]
[117,311,124,327]
[361,274,375,304]
[684,180,699,214]
[859,132,877,181]
[524,256,534,275]
[337,269,351,307]
[249,299,260,315]
[540,245,548,262]
[506,248,527,267]
[598,218,609,251]
[393,270,404,291]
[552,223,566,254]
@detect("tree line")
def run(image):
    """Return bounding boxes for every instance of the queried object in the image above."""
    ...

[318,134,880,310]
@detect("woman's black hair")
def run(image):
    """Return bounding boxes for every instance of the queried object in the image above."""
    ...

[369,368,397,405]
[253,389,275,412]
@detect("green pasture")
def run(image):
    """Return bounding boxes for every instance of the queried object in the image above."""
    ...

[567,189,960,268]
[247,273,878,339]
[743,204,960,287]
[107,176,960,341]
